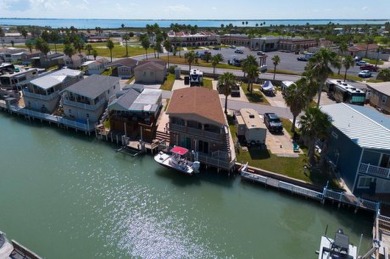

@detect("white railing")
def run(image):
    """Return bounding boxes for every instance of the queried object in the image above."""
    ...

[63,98,106,111]
[23,89,60,101]
[359,163,390,179]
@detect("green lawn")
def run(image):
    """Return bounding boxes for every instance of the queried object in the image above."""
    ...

[241,83,270,104]
[202,78,213,89]
[160,73,175,91]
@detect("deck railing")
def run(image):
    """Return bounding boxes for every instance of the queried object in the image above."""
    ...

[23,89,60,101]
[169,123,224,141]
[358,163,390,179]
[63,98,106,111]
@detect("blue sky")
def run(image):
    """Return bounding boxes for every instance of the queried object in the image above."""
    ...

[0,0,389,19]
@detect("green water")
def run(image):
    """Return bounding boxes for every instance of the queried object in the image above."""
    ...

[0,113,374,258]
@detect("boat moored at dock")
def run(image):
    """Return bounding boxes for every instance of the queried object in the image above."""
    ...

[0,231,42,259]
[317,228,358,259]
[154,146,200,175]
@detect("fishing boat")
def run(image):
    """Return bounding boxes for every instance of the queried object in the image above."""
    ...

[154,146,200,175]
[317,228,358,259]
[0,231,42,259]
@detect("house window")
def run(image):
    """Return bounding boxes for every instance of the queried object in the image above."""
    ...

[382,95,387,104]
[357,176,373,189]
[380,154,390,168]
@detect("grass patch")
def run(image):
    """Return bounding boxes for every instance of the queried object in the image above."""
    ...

[160,73,175,91]
[159,55,239,70]
[101,67,113,76]
[241,83,270,104]
[103,119,110,129]
[202,78,213,89]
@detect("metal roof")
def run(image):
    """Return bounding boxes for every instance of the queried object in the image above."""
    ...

[130,88,161,112]
[321,103,390,150]
[30,68,82,90]
[366,82,390,96]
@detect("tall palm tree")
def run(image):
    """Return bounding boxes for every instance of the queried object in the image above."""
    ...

[283,79,310,133]
[334,55,342,75]
[271,55,280,80]
[184,51,197,72]
[305,48,337,107]
[211,54,223,78]
[338,41,348,56]
[122,34,130,57]
[246,65,259,93]
[163,40,172,67]
[242,54,258,81]
[50,30,60,53]
[342,55,354,81]
[218,72,236,114]
[140,34,150,60]
[85,44,93,57]
[63,44,75,62]
[106,39,114,62]
[299,107,332,165]
[92,49,98,60]
[25,40,33,53]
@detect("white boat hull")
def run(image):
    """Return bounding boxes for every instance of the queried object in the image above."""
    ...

[154,151,196,175]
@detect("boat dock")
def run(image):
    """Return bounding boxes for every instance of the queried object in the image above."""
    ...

[0,100,94,134]
[239,164,379,213]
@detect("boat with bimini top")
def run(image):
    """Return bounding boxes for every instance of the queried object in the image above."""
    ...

[154,146,200,175]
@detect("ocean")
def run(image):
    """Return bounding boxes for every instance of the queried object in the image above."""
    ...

[0,18,389,29]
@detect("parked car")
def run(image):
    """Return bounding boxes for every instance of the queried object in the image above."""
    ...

[229,45,236,49]
[356,60,367,66]
[264,113,283,133]
[358,70,372,78]
[354,56,362,61]
[257,51,265,56]
[234,49,244,54]
[297,56,308,61]
[360,64,378,72]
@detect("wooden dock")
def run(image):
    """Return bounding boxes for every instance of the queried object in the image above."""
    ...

[240,165,379,213]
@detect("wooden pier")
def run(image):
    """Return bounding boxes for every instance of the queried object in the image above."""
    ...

[240,164,379,213]
[0,101,94,134]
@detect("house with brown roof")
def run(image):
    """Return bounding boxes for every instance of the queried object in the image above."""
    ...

[110,58,138,79]
[134,59,167,84]
[166,87,236,171]
[366,82,390,114]
[348,44,379,59]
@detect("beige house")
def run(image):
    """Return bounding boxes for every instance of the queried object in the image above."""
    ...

[63,53,87,69]
[366,82,390,114]
[110,58,138,79]
[134,59,167,84]
[166,87,236,171]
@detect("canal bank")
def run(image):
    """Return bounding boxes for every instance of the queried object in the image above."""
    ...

[0,101,381,258]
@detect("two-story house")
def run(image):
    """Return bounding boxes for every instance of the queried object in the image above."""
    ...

[322,103,390,202]
[61,74,120,125]
[23,68,83,113]
[166,87,236,171]
[81,58,109,75]
[108,84,162,142]
[63,53,87,69]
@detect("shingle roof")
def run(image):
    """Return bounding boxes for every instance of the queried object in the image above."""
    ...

[65,74,119,99]
[110,58,138,67]
[134,61,165,72]
[321,103,390,150]
[137,59,166,67]
[108,88,140,112]
[167,87,226,126]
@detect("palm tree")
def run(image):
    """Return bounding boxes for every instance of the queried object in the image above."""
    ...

[140,34,150,59]
[299,107,332,165]
[50,30,60,53]
[271,55,280,80]
[246,65,259,93]
[334,55,342,75]
[338,41,348,56]
[25,40,33,53]
[377,68,390,81]
[305,48,337,107]
[283,79,310,133]
[184,51,197,71]
[342,55,354,81]
[106,39,114,62]
[211,54,223,79]
[122,34,130,57]
[85,44,93,57]
[218,72,236,114]
[241,54,258,81]
[92,49,98,60]
[163,40,172,67]
[63,44,75,59]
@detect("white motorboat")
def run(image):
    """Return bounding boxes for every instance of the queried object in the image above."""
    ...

[317,228,358,259]
[0,232,13,259]
[154,146,200,175]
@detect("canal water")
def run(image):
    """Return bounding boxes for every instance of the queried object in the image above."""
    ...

[0,113,374,258]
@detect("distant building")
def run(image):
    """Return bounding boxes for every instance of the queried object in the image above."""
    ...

[110,58,138,79]
[322,103,390,201]
[366,82,390,114]
[167,31,220,47]
[278,37,318,52]
[134,59,167,84]
[0,67,39,90]
[63,53,87,69]
[166,87,236,171]
[23,68,83,113]
[61,74,120,124]
[81,58,109,75]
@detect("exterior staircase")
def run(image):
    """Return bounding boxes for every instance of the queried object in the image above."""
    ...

[155,130,170,143]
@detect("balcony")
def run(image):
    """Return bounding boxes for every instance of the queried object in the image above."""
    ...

[169,123,225,141]
[23,89,60,101]
[358,163,390,179]
[63,98,106,111]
